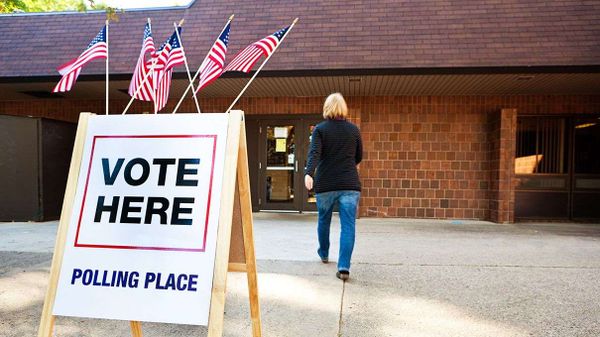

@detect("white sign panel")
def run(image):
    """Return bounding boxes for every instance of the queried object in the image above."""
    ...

[53,114,229,325]
[274,126,288,138]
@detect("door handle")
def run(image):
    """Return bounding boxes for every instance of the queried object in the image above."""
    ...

[295,160,298,173]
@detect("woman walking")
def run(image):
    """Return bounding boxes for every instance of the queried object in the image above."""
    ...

[304,93,362,281]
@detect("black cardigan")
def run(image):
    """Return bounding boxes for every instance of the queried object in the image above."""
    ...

[305,119,362,193]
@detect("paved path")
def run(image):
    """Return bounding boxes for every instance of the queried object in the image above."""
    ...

[1,214,600,336]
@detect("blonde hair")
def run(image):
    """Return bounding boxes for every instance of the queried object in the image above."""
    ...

[323,93,348,119]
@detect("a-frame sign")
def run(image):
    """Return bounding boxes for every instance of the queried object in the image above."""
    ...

[38,110,261,337]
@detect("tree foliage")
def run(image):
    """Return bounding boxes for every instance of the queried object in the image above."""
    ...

[0,0,87,13]
[89,1,124,22]
[25,0,86,12]
[0,0,28,13]
[0,0,122,21]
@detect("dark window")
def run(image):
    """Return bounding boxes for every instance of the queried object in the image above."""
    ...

[573,119,600,174]
[516,118,567,174]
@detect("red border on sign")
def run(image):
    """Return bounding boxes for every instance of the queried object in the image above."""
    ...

[74,135,218,252]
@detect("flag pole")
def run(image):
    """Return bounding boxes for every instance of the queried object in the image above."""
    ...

[105,19,109,115]
[172,14,234,114]
[225,18,298,113]
[122,18,159,115]
[148,18,158,112]
[173,20,202,114]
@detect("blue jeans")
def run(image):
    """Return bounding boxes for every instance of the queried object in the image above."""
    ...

[316,190,360,272]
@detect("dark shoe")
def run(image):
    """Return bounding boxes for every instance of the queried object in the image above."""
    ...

[336,270,349,281]
[317,249,328,263]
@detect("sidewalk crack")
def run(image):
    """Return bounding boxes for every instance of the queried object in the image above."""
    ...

[337,280,346,337]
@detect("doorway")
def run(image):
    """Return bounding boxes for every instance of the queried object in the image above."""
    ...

[246,115,322,212]
[515,115,600,221]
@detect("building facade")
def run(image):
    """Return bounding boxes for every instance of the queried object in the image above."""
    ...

[1,1,599,222]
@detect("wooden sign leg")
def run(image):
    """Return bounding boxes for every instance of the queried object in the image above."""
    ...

[130,321,143,336]
[38,113,92,337]
[237,120,262,337]
[207,111,243,337]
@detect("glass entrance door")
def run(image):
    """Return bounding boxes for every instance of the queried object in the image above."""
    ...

[515,115,600,221]
[571,118,600,220]
[515,117,570,219]
[258,116,322,212]
[262,122,299,210]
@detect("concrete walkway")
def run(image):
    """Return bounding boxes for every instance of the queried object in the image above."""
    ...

[1,214,600,336]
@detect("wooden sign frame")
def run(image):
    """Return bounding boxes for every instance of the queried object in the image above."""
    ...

[38,110,261,337]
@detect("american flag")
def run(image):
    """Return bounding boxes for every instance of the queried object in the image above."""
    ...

[224,25,289,73]
[153,27,185,113]
[128,22,155,101]
[195,22,230,93]
[52,25,107,93]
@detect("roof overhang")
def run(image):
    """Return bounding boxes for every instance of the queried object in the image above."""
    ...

[1,67,599,101]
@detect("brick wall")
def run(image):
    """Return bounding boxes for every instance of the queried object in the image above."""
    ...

[358,97,491,219]
[354,95,599,220]
[1,95,599,222]
[2,95,598,122]
[488,109,517,223]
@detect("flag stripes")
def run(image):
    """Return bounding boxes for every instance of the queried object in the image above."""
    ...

[53,68,83,93]
[52,26,107,93]
[196,22,230,93]
[223,45,263,73]
[224,26,289,73]
[152,27,185,113]
[154,69,173,113]
[128,23,155,101]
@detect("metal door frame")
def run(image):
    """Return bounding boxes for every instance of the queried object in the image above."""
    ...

[299,118,323,212]
[260,118,301,211]
[248,114,321,212]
